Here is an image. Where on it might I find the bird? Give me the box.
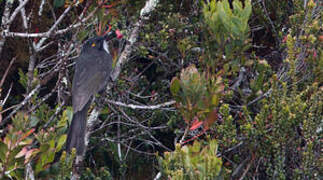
[66,30,122,155]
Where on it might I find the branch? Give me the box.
[2,3,100,51]
[25,162,35,180]
[38,0,46,16]
[0,83,12,108]
[18,0,28,29]
[0,84,41,126]
[111,0,160,80]
[0,57,16,88]
[35,5,72,50]
[0,1,13,54]
[107,100,175,110]
[8,0,30,24]
[153,172,162,180]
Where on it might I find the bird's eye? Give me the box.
[91,43,96,47]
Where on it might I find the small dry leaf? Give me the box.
[15,147,28,158]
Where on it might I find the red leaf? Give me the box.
[17,128,35,144]
[313,50,317,58]
[103,4,113,8]
[190,119,203,130]
[182,129,207,145]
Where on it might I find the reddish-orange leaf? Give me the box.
[313,50,317,58]
[18,128,35,143]
[103,4,113,8]
[190,118,203,130]
[182,129,207,144]
[319,35,323,42]
[103,25,112,36]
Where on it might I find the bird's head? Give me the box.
[82,29,123,54]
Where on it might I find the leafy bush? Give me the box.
[158,139,223,179]
[202,0,252,72]
[0,71,75,179]
[162,0,322,179]
[0,110,75,179]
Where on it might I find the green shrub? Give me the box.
[158,139,223,180]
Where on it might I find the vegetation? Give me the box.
[0,0,321,179]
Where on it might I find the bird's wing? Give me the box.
[72,51,112,112]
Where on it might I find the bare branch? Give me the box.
[0,57,16,88]
[1,84,41,126]
[35,5,72,50]
[107,99,175,110]
[18,0,28,29]
[0,1,13,53]
[2,3,100,52]
[38,0,46,16]
[8,0,30,24]
[25,162,35,180]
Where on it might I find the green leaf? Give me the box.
[40,152,47,167]
[29,115,39,127]
[218,4,232,34]
[18,68,28,89]
[49,139,55,149]
[97,8,105,21]
[39,144,50,153]
[231,17,242,37]
[77,30,88,41]
[233,0,243,13]
[56,135,67,152]
[66,107,73,122]
[46,150,55,164]
[57,107,73,128]
[53,0,65,8]
[210,0,216,11]
[191,141,201,153]
[170,77,181,96]
[0,141,8,162]
[241,0,252,22]
[211,94,219,106]
[35,160,43,173]
[222,0,232,16]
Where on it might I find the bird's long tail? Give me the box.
[66,103,89,155]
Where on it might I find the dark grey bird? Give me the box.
[66,30,122,155]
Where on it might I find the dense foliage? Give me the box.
[0,0,321,179]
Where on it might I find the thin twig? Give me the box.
[1,84,41,126]
[0,57,16,88]
[107,99,175,110]
[0,83,13,107]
